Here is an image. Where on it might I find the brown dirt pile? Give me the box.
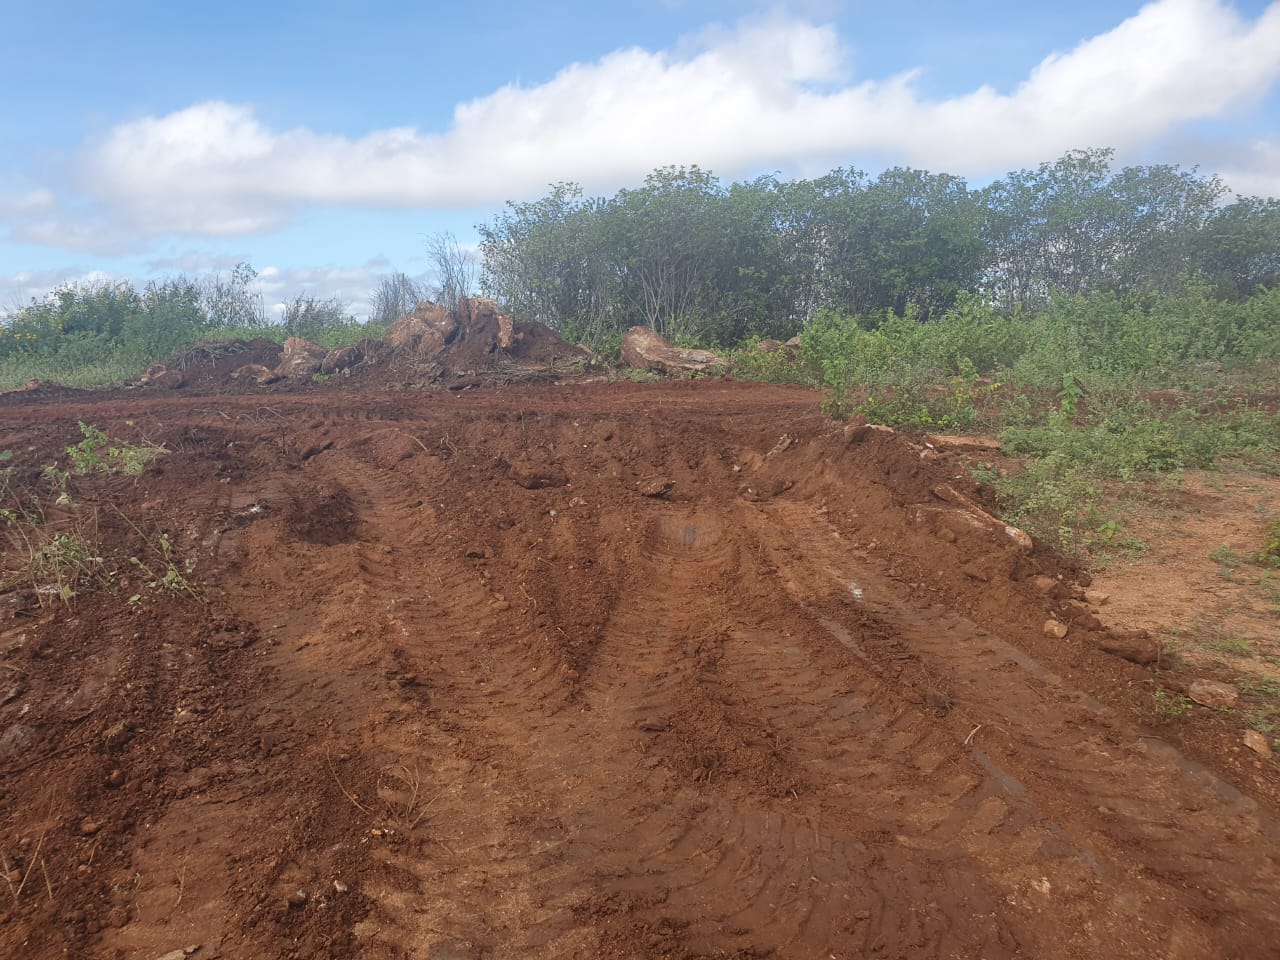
[134,298,588,394]
[0,381,1278,959]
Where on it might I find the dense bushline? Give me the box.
[778,283,1280,417]
[479,148,1279,347]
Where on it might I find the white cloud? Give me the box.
[0,189,56,216]
[254,260,399,318]
[1213,138,1280,197]
[143,251,254,274]
[6,0,1280,250]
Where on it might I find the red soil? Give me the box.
[0,380,1277,959]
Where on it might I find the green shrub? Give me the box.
[1258,521,1280,569]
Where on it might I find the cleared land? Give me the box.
[1,380,1278,960]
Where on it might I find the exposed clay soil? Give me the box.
[1092,472,1280,669]
[2,381,1279,960]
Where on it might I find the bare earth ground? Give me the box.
[2,380,1279,960]
[1091,471,1280,675]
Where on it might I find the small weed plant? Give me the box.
[128,532,199,600]
[67,422,167,477]
[1149,688,1194,723]
[1257,520,1280,569]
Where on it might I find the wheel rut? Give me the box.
[6,386,1278,960]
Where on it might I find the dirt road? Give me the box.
[2,381,1278,959]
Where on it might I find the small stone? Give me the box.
[1188,679,1238,709]
[79,820,102,836]
[1031,575,1057,595]
[638,478,674,498]
[960,564,989,583]
[1085,589,1110,607]
[1243,729,1273,758]
[1043,620,1068,639]
[287,889,308,909]
[1096,630,1163,665]
[937,528,957,544]
[766,435,794,458]
[333,879,349,894]
[107,769,125,788]
[1003,525,1034,553]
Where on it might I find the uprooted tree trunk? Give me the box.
[620,326,725,376]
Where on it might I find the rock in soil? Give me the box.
[638,478,674,498]
[1043,620,1068,639]
[230,363,280,385]
[1244,729,1274,758]
[1095,631,1163,665]
[153,947,201,960]
[275,337,327,379]
[1188,679,1238,709]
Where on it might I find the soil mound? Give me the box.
[158,338,284,390]
[0,378,96,406]
[364,296,588,388]
[202,297,591,392]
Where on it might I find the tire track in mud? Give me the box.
[195,422,1280,958]
[288,466,1050,957]
[11,387,1279,960]
[746,497,1280,957]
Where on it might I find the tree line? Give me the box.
[476,148,1280,347]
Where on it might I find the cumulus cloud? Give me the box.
[0,189,57,217]
[1209,138,1280,197]
[6,0,1280,250]
[255,260,401,318]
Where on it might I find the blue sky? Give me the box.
[2,0,1278,316]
